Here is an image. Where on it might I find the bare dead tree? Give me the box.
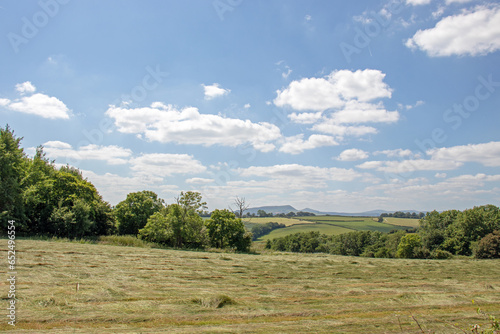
[233,196,249,218]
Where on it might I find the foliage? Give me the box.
[251,222,286,240]
[0,126,116,238]
[114,190,165,235]
[0,125,27,230]
[396,234,422,259]
[206,209,252,252]
[474,230,500,259]
[139,203,208,249]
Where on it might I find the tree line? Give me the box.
[266,205,500,259]
[0,125,250,252]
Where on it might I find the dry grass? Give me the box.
[1,239,499,333]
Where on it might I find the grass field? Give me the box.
[259,223,353,241]
[294,216,411,233]
[1,239,499,333]
[384,217,421,228]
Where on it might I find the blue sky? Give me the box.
[1,0,500,212]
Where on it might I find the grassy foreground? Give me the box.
[1,239,499,333]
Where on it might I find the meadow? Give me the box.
[1,239,499,333]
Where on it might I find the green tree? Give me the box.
[114,191,165,235]
[176,191,207,214]
[473,230,500,259]
[139,210,173,245]
[0,125,27,231]
[206,209,251,252]
[396,234,422,258]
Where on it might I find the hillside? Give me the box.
[4,239,499,333]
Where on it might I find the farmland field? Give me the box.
[384,217,421,228]
[2,239,499,333]
[258,223,353,241]
[293,216,411,233]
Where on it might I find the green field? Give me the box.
[2,239,499,333]
[259,223,353,241]
[245,216,414,241]
[384,217,421,228]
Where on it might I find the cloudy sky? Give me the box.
[1,0,500,212]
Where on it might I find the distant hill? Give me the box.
[244,205,298,215]
[245,205,424,217]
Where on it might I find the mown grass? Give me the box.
[1,239,499,333]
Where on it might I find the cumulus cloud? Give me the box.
[428,141,500,167]
[279,134,339,154]
[406,5,500,56]
[130,153,206,178]
[42,141,132,165]
[275,69,397,142]
[0,82,71,119]
[15,81,36,94]
[337,148,369,161]
[274,69,392,111]
[203,83,230,100]
[8,93,71,119]
[105,103,281,152]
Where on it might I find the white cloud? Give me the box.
[337,148,369,161]
[330,101,399,124]
[406,0,431,5]
[279,134,338,154]
[374,148,414,158]
[244,103,251,109]
[357,158,462,173]
[15,81,36,94]
[81,169,179,206]
[203,83,230,100]
[406,5,500,56]
[435,173,447,178]
[43,141,132,165]
[311,121,378,138]
[428,141,500,167]
[445,0,472,4]
[186,177,214,185]
[288,112,323,124]
[8,93,70,119]
[274,69,392,111]
[0,98,11,107]
[130,153,206,178]
[106,103,281,152]
[238,164,363,187]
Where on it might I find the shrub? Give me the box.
[474,230,500,259]
[431,249,453,259]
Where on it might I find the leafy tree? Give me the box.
[138,210,172,245]
[176,191,207,214]
[206,209,251,252]
[474,231,500,259]
[396,234,422,258]
[114,190,165,235]
[0,125,27,230]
